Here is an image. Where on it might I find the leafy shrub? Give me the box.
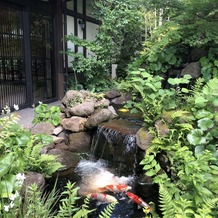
[118,68,191,125]
[139,78,218,217]
[0,107,62,212]
[32,102,61,126]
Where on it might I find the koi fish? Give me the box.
[118,108,129,112]
[126,191,152,212]
[99,184,132,193]
[88,193,118,204]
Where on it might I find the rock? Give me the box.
[190,48,208,62]
[111,93,132,106]
[85,108,117,128]
[40,142,55,154]
[48,148,80,171]
[136,128,154,151]
[105,90,121,99]
[94,98,110,109]
[69,101,96,116]
[108,106,118,117]
[68,132,91,152]
[61,116,87,132]
[53,126,63,135]
[52,135,65,144]
[22,172,45,195]
[21,171,46,213]
[31,122,55,135]
[54,142,69,150]
[58,131,68,141]
[155,120,169,137]
[180,62,201,79]
[61,90,84,107]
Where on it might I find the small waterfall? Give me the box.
[91,119,142,176]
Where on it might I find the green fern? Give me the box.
[162,110,191,123]
[190,78,205,96]
[56,182,80,218]
[23,134,63,178]
[73,197,95,218]
[174,123,193,131]
[159,184,175,218]
[174,197,194,217]
[98,202,118,218]
[195,198,218,217]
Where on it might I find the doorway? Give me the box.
[0,2,55,111]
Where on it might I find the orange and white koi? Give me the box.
[88,193,118,204]
[99,184,132,193]
[126,191,152,212]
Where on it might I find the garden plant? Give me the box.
[1,0,218,217]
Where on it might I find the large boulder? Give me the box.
[94,98,110,109]
[155,120,169,137]
[31,122,55,135]
[68,132,91,152]
[48,148,80,171]
[69,101,96,117]
[136,128,154,151]
[22,172,45,194]
[85,107,118,128]
[111,93,132,106]
[61,90,87,107]
[105,89,121,99]
[180,62,201,79]
[61,116,87,132]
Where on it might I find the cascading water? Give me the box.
[90,119,142,176]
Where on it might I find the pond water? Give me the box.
[48,117,160,217]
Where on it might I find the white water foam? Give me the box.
[75,159,134,196]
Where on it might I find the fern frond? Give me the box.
[174,123,193,131]
[162,110,191,123]
[30,143,45,158]
[98,202,118,218]
[190,78,204,95]
[73,197,95,218]
[159,184,175,218]
[196,197,218,217]
[204,197,218,209]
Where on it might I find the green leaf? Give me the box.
[143,164,153,170]
[194,145,205,156]
[197,118,214,131]
[0,174,16,197]
[168,56,177,65]
[200,187,212,196]
[195,110,213,119]
[15,133,31,146]
[146,169,156,177]
[194,96,207,107]
[0,153,14,178]
[187,129,206,145]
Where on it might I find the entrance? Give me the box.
[0,5,27,110]
[0,2,55,111]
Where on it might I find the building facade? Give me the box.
[0,0,99,110]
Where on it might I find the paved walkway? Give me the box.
[11,101,61,129]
